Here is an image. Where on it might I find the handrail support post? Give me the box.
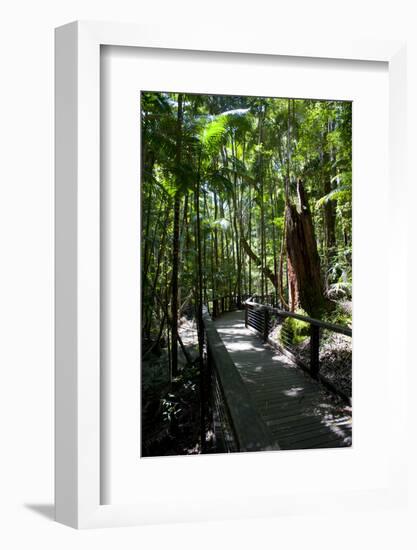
[263,308,269,342]
[310,325,320,379]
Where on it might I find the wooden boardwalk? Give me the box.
[214,310,352,450]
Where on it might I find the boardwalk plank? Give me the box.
[274,424,350,446]
[214,310,352,451]
[265,411,350,428]
[267,417,351,434]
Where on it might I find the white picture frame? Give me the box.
[55,20,407,529]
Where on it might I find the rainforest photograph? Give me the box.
[141,91,352,457]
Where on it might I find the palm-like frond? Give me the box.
[199,116,228,149]
[316,186,351,207]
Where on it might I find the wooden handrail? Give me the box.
[202,307,279,452]
[244,300,352,337]
[244,299,352,404]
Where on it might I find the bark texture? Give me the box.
[285,180,329,318]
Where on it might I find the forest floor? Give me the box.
[316,333,352,397]
[269,326,352,398]
[141,317,202,457]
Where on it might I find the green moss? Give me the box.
[279,311,310,346]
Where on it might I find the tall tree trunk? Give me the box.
[257,107,266,301]
[270,180,279,307]
[248,184,252,296]
[203,189,209,306]
[322,119,337,275]
[144,204,171,338]
[195,152,206,451]
[231,136,242,307]
[219,199,226,299]
[232,188,241,306]
[170,93,183,377]
[323,178,336,270]
[195,154,204,359]
[278,218,289,309]
[226,197,237,301]
[213,191,219,316]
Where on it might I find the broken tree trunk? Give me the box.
[285,179,331,318]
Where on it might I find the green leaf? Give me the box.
[316,186,351,207]
[199,116,227,148]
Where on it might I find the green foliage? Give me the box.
[161,363,200,422]
[327,281,352,301]
[199,116,228,150]
[207,170,234,194]
[316,185,351,208]
[323,302,352,327]
[280,312,310,345]
[272,216,285,231]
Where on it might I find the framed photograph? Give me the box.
[55,21,407,528]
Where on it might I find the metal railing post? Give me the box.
[310,325,320,378]
[263,307,269,342]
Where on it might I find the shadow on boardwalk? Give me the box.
[214,310,352,450]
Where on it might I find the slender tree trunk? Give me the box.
[286,98,291,198]
[219,199,226,299]
[203,189,209,306]
[322,119,337,277]
[257,108,265,301]
[170,93,183,377]
[195,152,205,450]
[143,198,166,339]
[142,187,161,329]
[248,184,252,296]
[226,197,236,301]
[232,187,241,306]
[213,191,219,316]
[144,204,171,337]
[164,254,171,378]
[195,155,204,348]
[283,99,293,310]
[278,208,289,309]
[270,180,279,307]
[231,135,242,307]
